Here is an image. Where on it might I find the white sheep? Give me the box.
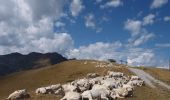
[107,71,124,78]
[62,83,79,93]
[33,70,145,100]
[114,87,133,98]
[71,78,91,92]
[35,87,47,94]
[60,91,81,100]
[82,84,116,100]
[88,76,105,85]
[7,89,30,100]
[130,75,141,81]
[45,84,61,94]
[101,78,119,89]
[35,84,61,94]
[127,80,144,87]
[87,73,99,78]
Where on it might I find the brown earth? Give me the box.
[0,60,170,100]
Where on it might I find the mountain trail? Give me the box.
[128,67,170,90]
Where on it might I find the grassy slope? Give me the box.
[0,60,169,100]
[141,67,170,85]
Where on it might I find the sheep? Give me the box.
[35,87,47,94]
[87,73,99,78]
[54,83,81,97]
[71,78,91,92]
[33,70,145,100]
[62,83,80,93]
[82,84,116,100]
[101,78,119,90]
[35,84,61,94]
[88,76,105,85]
[60,91,81,100]
[122,84,134,92]
[48,84,61,90]
[127,80,144,87]
[130,75,141,81]
[107,71,124,78]
[6,89,30,100]
[45,84,61,94]
[62,84,77,92]
[114,87,133,98]
[55,88,64,95]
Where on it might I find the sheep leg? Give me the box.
[115,93,124,99]
[101,94,109,100]
[82,93,93,100]
[60,96,66,100]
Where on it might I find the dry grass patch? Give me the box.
[0,60,130,99]
[142,67,170,85]
[0,60,169,100]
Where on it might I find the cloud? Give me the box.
[124,14,155,36]
[128,33,155,46]
[124,19,142,36]
[143,14,155,25]
[164,16,170,21]
[67,41,122,60]
[84,14,102,33]
[70,0,84,17]
[0,0,75,55]
[151,0,168,9]
[100,0,123,9]
[155,43,170,47]
[124,14,156,46]
[127,49,155,66]
[55,21,65,28]
[66,41,165,67]
[85,14,96,29]
[30,33,74,55]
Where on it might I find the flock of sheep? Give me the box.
[6,71,144,100]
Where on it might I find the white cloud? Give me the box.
[85,14,96,29]
[164,16,170,21]
[125,14,155,37]
[128,33,155,46]
[0,0,74,55]
[55,21,65,28]
[143,14,155,25]
[70,0,84,17]
[100,0,123,9]
[127,49,155,66]
[155,43,170,47]
[124,19,142,36]
[151,0,168,9]
[84,14,102,33]
[124,14,156,46]
[67,41,122,60]
[66,41,165,67]
[30,33,74,55]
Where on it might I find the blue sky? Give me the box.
[0,0,170,67]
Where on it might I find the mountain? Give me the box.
[0,52,67,76]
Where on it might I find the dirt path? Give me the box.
[128,68,170,90]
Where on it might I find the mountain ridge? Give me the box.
[0,52,67,76]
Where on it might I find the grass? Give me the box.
[0,60,170,100]
[141,67,170,85]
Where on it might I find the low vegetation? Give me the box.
[0,60,170,100]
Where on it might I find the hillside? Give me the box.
[140,67,170,85]
[0,60,170,100]
[0,52,67,76]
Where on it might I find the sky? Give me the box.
[0,0,170,67]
